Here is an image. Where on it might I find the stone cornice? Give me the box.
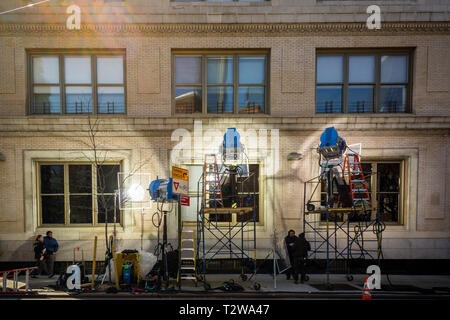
[0,116,449,133]
[0,22,448,35]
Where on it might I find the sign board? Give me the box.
[172,166,189,195]
[180,195,190,206]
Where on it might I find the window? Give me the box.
[320,161,403,223]
[181,164,260,223]
[39,163,121,226]
[173,52,268,114]
[29,51,125,114]
[316,50,411,113]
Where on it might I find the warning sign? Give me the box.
[172,166,189,195]
[180,195,190,206]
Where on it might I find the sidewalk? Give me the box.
[2,273,450,298]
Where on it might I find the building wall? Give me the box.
[0,1,448,262]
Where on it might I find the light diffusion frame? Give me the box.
[117,172,153,211]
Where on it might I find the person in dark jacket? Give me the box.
[292,232,311,284]
[32,235,48,277]
[43,231,59,278]
[284,230,297,280]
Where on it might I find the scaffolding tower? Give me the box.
[303,154,385,285]
[196,155,257,278]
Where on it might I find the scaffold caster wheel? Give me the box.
[240,274,248,281]
[253,282,261,291]
[347,275,354,281]
[204,282,211,291]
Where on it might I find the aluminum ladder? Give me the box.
[177,225,198,288]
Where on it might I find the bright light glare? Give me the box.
[127,183,145,202]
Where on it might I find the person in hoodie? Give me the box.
[284,230,297,280]
[43,231,59,278]
[292,232,311,284]
[32,235,48,277]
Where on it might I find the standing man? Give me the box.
[292,232,311,284]
[284,230,297,280]
[44,231,59,278]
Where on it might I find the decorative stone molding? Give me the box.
[0,22,448,35]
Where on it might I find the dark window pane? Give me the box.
[175,56,202,84]
[33,86,61,114]
[41,196,65,224]
[69,195,92,224]
[361,163,373,194]
[98,195,119,224]
[377,163,400,193]
[66,87,92,114]
[316,56,343,83]
[97,165,120,193]
[348,85,373,112]
[238,86,265,114]
[41,165,64,194]
[239,57,265,84]
[207,86,234,113]
[237,194,259,222]
[381,55,408,83]
[380,85,406,112]
[175,87,202,113]
[207,57,233,84]
[98,87,125,113]
[316,86,342,113]
[237,164,259,193]
[69,165,92,193]
[378,193,399,222]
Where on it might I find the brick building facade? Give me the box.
[0,0,448,263]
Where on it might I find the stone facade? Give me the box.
[0,0,448,262]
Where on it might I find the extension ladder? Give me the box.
[343,153,371,209]
[1,267,37,293]
[177,224,198,288]
[203,154,224,208]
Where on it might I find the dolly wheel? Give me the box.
[240,274,248,281]
[253,282,261,291]
[347,275,354,281]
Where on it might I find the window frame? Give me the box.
[27,49,127,115]
[319,159,405,225]
[315,48,413,114]
[37,161,122,227]
[180,163,263,226]
[172,50,270,116]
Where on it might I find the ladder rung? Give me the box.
[353,198,370,201]
[352,189,368,192]
[351,180,364,183]
[181,248,195,251]
[181,266,196,270]
[181,258,195,261]
[180,276,197,280]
